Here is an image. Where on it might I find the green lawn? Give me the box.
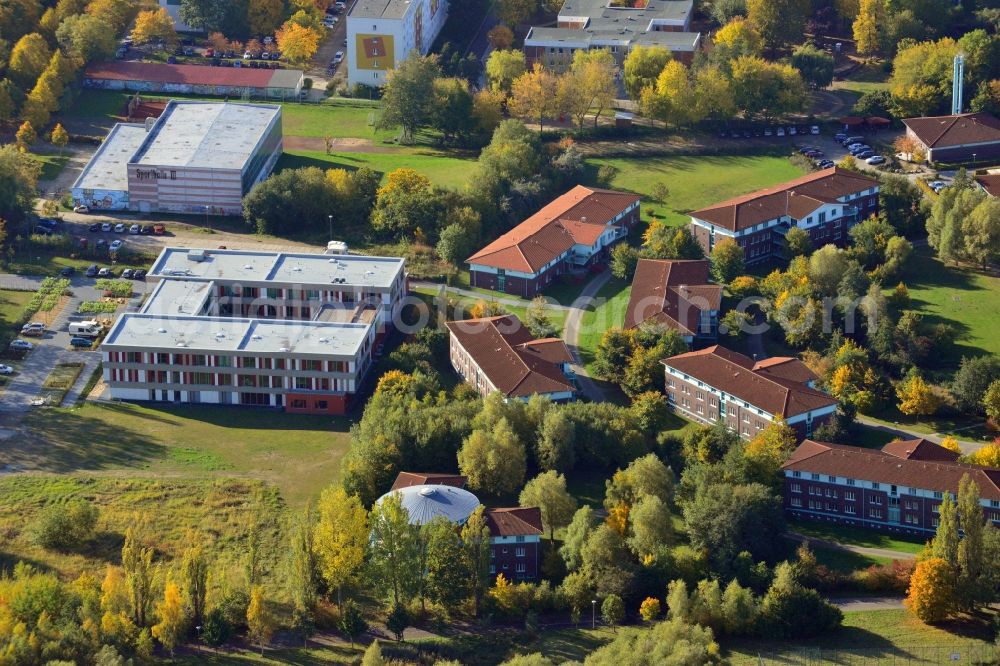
[831,62,892,97]
[861,409,991,443]
[852,423,902,449]
[0,288,32,329]
[894,246,1000,367]
[788,519,927,555]
[584,154,806,227]
[811,544,892,573]
[169,646,361,665]
[450,269,592,307]
[39,361,84,404]
[726,609,997,665]
[3,402,352,508]
[278,149,476,189]
[412,285,569,333]
[576,277,632,374]
[32,153,71,181]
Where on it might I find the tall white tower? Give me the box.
[952,55,965,115]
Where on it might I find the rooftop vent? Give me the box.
[278,347,289,352]
[419,487,437,497]
[187,249,206,262]
[251,334,263,341]
[244,264,253,270]
[157,328,167,333]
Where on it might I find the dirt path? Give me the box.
[563,270,611,403]
[282,136,402,153]
[785,531,917,562]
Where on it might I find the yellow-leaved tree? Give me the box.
[964,441,1000,467]
[132,8,177,47]
[905,557,955,624]
[246,586,274,655]
[50,123,68,156]
[896,372,941,416]
[313,485,368,606]
[639,596,661,623]
[276,22,321,66]
[508,63,560,132]
[853,0,885,57]
[151,576,186,655]
[938,435,961,454]
[745,420,797,477]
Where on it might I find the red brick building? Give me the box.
[445,315,576,402]
[467,186,640,298]
[902,112,1000,164]
[624,259,722,342]
[661,346,837,440]
[689,168,880,265]
[485,507,544,582]
[782,439,1000,536]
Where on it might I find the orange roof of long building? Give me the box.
[467,186,640,273]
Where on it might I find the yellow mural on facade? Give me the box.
[355,34,394,71]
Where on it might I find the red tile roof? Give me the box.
[85,61,279,88]
[752,357,819,385]
[467,186,640,273]
[391,472,468,491]
[624,259,722,335]
[689,167,878,232]
[783,440,1000,501]
[485,507,544,537]
[445,315,576,398]
[881,438,960,463]
[662,345,836,418]
[903,112,1000,149]
[975,174,1000,198]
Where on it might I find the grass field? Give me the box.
[576,277,632,373]
[412,285,569,334]
[2,402,352,507]
[788,519,927,555]
[811,544,892,573]
[32,153,71,181]
[277,149,476,189]
[584,154,805,227]
[0,288,32,328]
[39,361,84,404]
[898,246,1000,363]
[831,63,892,96]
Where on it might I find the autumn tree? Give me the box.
[371,168,437,237]
[853,0,885,56]
[132,8,177,47]
[485,49,526,96]
[497,0,537,27]
[458,417,527,494]
[461,507,493,616]
[602,594,625,631]
[712,17,763,62]
[152,576,186,654]
[509,63,560,132]
[730,56,807,119]
[896,370,941,416]
[639,597,661,622]
[710,238,745,284]
[984,380,1000,423]
[339,599,367,647]
[562,48,616,128]
[488,25,514,50]
[179,540,209,629]
[286,510,318,635]
[906,557,955,623]
[8,33,50,89]
[276,21,321,66]
[56,13,116,62]
[623,45,672,101]
[15,120,36,151]
[641,60,701,129]
[121,525,154,627]
[50,123,68,156]
[785,226,813,258]
[791,44,834,89]
[314,486,368,606]
[889,38,960,117]
[694,65,736,123]
[519,471,578,542]
[746,0,808,50]
[246,586,274,655]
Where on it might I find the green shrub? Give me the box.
[30,499,99,551]
[94,279,133,297]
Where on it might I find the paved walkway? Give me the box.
[410,280,573,311]
[563,270,612,403]
[828,595,905,611]
[785,531,917,562]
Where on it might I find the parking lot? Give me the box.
[0,273,147,416]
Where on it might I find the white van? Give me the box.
[68,320,101,337]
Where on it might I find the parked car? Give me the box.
[334,51,344,64]
[843,136,865,146]
[21,326,44,337]
[95,239,107,249]
[834,133,847,142]
[74,204,90,214]
[98,267,115,277]
[85,264,99,277]
[114,223,126,233]
[60,267,74,277]
[140,225,153,235]
[9,339,33,351]
[776,127,785,136]
[817,160,835,168]
[109,239,123,252]
[866,155,886,165]
[34,225,54,235]
[244,51,253,59]
[0,364,12,375]
[810,125,820,135]
[21,322,44,333]
[129,224,140,234]
[856,149,875,159]
[167,55,177,64]
[133,269,147,280]
[70,337,94,348]
[153,224,165,235]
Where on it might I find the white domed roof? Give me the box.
[376,484,481,526]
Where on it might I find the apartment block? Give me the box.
[100,247,407,414]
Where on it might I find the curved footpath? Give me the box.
[562,270,612,403]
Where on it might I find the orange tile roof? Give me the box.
[903,112,1000,149]
[390,472,468,491]
[752,357,819,385]
[662,345,837,418]
[445,315,576,398]
[881,438,960,463]
[689,167,878,232]
[467,186,640,273]
[624,259,721,335]
[784,440,1000,501]
[975,174,1000,198]
[485,507,544,537]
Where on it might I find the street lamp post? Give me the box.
[591,599,597,629]
[972,153,977,170]
[328,214,333,242]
